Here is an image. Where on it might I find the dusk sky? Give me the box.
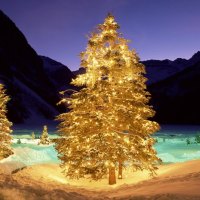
[0,0,200,71]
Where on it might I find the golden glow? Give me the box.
[0,84,13,160]
[39,125,50,145]
[55,13,160,184]
[48,175,68,184]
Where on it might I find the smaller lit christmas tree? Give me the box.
[0,84,13,160]
[39,125,50,145]
[31,132,35,140]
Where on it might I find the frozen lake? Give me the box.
[5,125,200,166]
[154,125,200,163]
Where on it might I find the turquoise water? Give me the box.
[11,144,59,165]
[154,125,200,163]
[9,125,200,166]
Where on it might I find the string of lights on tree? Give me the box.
[55,14,161,185]
[39,125,50,145]
[0,84,13,160]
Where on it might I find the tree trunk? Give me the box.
[109,167,116,185]
[118,161,123,179]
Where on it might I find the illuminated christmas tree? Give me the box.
[31,132,35,140]
[39,125,50,145]
[0,84,13,160]
[55,14,160,185]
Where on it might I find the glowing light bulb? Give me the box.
[121,45,126,50]
[86,138,90,142]
[105,161,109,166]
[111,162,115,167]
[124,137,130,144]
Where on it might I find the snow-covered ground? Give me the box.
[0,125,200,199]
[0,160,200,199]
[8,135,200,165]
[4,125,200,168]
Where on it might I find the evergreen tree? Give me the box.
[17,139,21,144]
[39,125,50,145]
[0,84,13,160]
[195,134,200,144]
[31,132,35,140]
[55,14,160,185]
[186,138,191,145]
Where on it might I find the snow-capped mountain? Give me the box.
[41,56,75,91]
[1,9,200,125]
[0,10,74,125]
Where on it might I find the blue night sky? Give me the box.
[0,0,200,71]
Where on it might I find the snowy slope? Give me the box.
[0,10,73,125]
[41,56,75,91]
[12,78,59,126]
[0,160,200,199]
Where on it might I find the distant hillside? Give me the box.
[41,56,75,91]
[1,9,200,125]
[144,51,200,84]
[149,59,200,124]
[0,10,74,125]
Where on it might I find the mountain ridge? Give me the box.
[1,9,200,125]
[0,10,73,125]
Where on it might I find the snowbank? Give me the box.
[0,144,58,169]
[0,160,200,199]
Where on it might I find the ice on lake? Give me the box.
[1,125,200,167]
[155,125,200,163]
